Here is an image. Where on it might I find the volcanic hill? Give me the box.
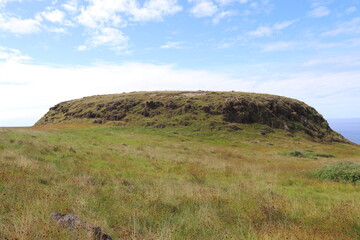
[36,91,345,142]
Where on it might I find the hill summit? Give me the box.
[36,91,345,142]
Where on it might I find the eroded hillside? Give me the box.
[36,91,346,142]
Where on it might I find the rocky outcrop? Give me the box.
[50,212,112,240]
[35,91,346,142]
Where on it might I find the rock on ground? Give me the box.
[50,212,112,240]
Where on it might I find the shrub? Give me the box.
[313,162,360,184]
[315,153,335,158]
[289,151,306,158]
[279,150,335,160]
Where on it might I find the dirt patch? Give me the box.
[180,92,207,97]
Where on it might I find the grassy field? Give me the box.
[0,124,360,239]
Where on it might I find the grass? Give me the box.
[0,124,360,239]
[279,150,335,159]
[313,162,360,184]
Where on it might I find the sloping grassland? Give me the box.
[0,124,359,239]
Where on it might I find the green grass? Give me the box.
[0,125,359,239]
[279,150,335,159]
[313,162,360,184]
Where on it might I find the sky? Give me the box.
[0,0,360,126]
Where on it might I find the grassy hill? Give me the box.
[35,91,346,143]
[1,91,360,239]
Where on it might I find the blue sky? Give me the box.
[0,0,360,126]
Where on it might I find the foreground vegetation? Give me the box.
[0,124,360,239]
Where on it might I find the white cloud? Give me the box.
[0,0,21,7]
[217,39,236,49]
[216,0,248,6]
[46,26,67,33]
[130,0,182,22]
[303,53,360,68]
[307,6,330,18]
[40,9,65,23]
[212,10,235,24]
[256,71,360,116]
[323,17,360,36]
[261,41,296,52]
[309,41,341,49]
[76,0,182,51]
[77,0,181,28]
[1,59,360,126]
[77,45,87,51]
[273,20,296,30]
[77,0,127,28]
[62,0,78,13]
[0,13,41,34]
[79,27,129,51]
[0,46,31,62]
[190,0,218,18]
[248,0,273,14]
[345,6,357,15]
[248,26,272,37]
[0,0,21,3]
[248,20,295,38]
[0,61,255,126]
[1,45,360,126]
[161,41,185,49]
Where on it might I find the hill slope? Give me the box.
[1,124,360,239]
[36,91,345,142]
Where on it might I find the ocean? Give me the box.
[328,118,360,145]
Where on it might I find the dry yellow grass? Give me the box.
[0,125,359,239]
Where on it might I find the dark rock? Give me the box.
[145,101,163,109]
[261,128,275,136]
[202,106,212,114]
[122,180,135,190]
[69,147,77,153]
[50,212,112,240]
[229,125,241,131]
[209,122,217,127]
[124,100,140,110]
[96,104,105,110]
[50,104,61,111]
[166,101,177,109]
[85,111,101,119]
[103,105,117,112]
[145,122,155,126]
[105,113,126,121]
[179,121,189,126]
[141,109,150,117]
[113,100,123,107]
[86,103,95,108]
[184,104,192,112]
[61,107,69,113]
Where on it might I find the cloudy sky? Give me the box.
[0,0,359,126]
